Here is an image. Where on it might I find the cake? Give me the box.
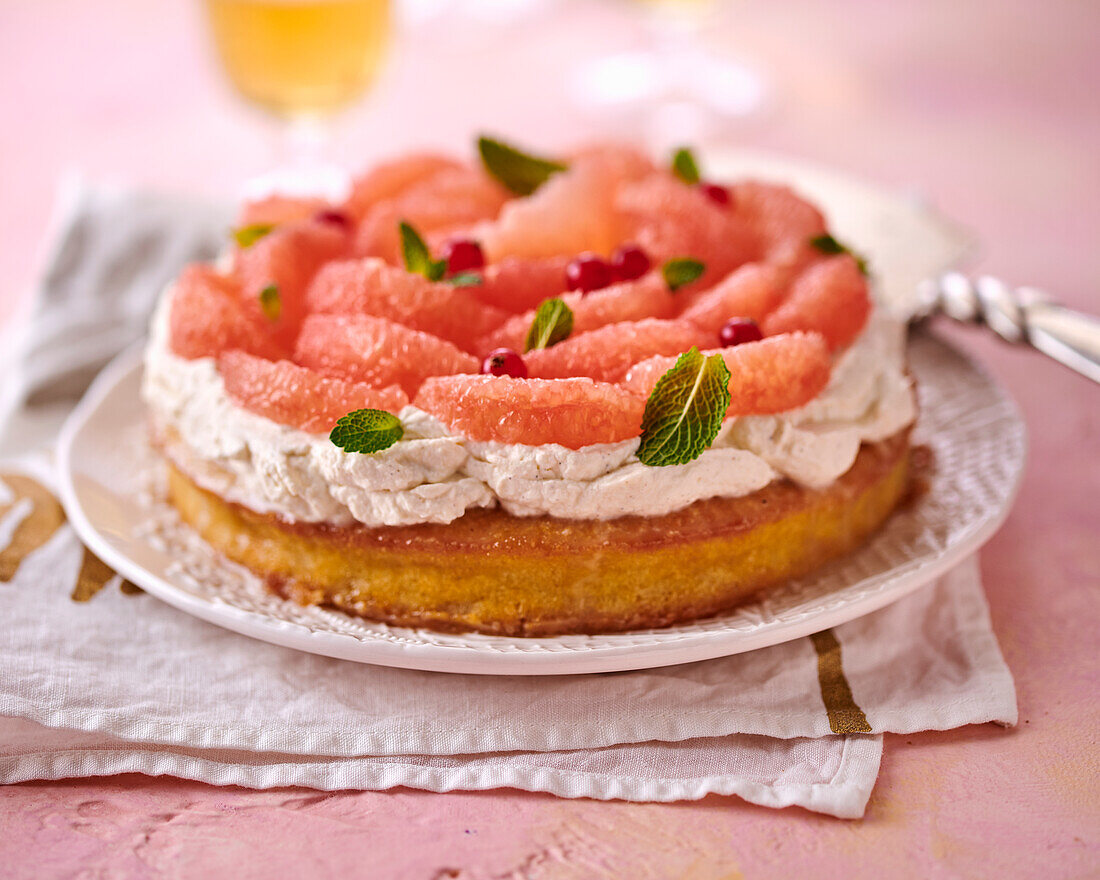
[143,139,918,636]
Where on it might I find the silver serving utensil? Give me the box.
[913,273,1100,384]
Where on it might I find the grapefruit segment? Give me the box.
[233,218,351,347]
[616,173,760,286]
[354,167,510,264]
[168,265,285,361]
[480,157,620,261]
[731,181,827,273]
[525,318,710,383]
[623,332,832,417]
[344,153,465,220]
[414,374,644,449]
[678,263,786,337]
[305,257,507,352]
[239,195,329,227]
[294,314,478,397]
[761,255,870,351]
[479,272,677,354]
[472,255,571,313]
[219,350,408,434]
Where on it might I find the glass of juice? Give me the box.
[205,0,391,119]
[203,0,392,193]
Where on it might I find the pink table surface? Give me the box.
[1,0,1098,876]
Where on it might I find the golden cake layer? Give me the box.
[165,429,911,636]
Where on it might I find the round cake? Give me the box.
[144,139,918,636]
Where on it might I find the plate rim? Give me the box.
[56,336,1026,675]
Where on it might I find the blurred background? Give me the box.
[1,0,1097,331]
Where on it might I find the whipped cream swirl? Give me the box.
[143,292,916,527]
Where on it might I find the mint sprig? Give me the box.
[446,271,483,287]
[809,233,869,276]
[662,257,706,292]
[233,223,275,248]
[478,136,567,196]
[259,284,281,321]
[637,348,731,467]
[400,221,447,281]
[671,147,701,185]
[524,297,574,352]
[329,409,404,454]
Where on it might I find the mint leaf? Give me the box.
[445,271,483,287]
[671,147,700,184]
[400,221,447,281]
[637,348,731,467]
[259,284,281,321]
[809,233,869,275]
[478,136,567,196]
[329,409,404,454]
[233,223,275,248]
[524,297,574,352]
[662,257,706,292]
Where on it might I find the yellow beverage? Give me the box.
[205,0,391,118]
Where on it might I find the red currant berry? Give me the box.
[481,347,528,378]
[698,182,731,207]
[718,318,763,347]
[314,209,352,229]
[565,253,613,294]
[610,244,651,282]
[441,238,485,274]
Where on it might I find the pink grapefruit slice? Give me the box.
[616,173,760,287]
[623,332,832,417]
[294,314,478,397]
[219,350,408,434]
[414,374,644,449]
[525,318,710,383]
[168,265,285,361]
[233,218,351,348]
[305,257,507,352]
[678,263,786,338]
[479,272,677,354]
[761,255,871,351]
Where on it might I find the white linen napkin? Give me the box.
[0,180,1016,819]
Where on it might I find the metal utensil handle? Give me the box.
[917,272,1100,385]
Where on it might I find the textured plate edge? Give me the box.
[55,338,1026,676]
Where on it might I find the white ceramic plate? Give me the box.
[57,330,1025,675]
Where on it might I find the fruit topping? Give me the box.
[698,182,731,207]
[677,263,784,334]
[441,238,485,274]
[168,265,285,361]
[761,254,871,351]
[315,209,352,229]
[481,348,528,378]
[566,253,613,294]
[525,318,709,383]
[219,350,408,434]
[610,244,651,282]
[624,332,831,418]
[306,258,506,353]
[414,374,644,449]
[295,314,478,397]
[718,318,763,347]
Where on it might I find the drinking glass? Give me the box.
[204,0,392,194]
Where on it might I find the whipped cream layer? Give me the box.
[143,292,917,527]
